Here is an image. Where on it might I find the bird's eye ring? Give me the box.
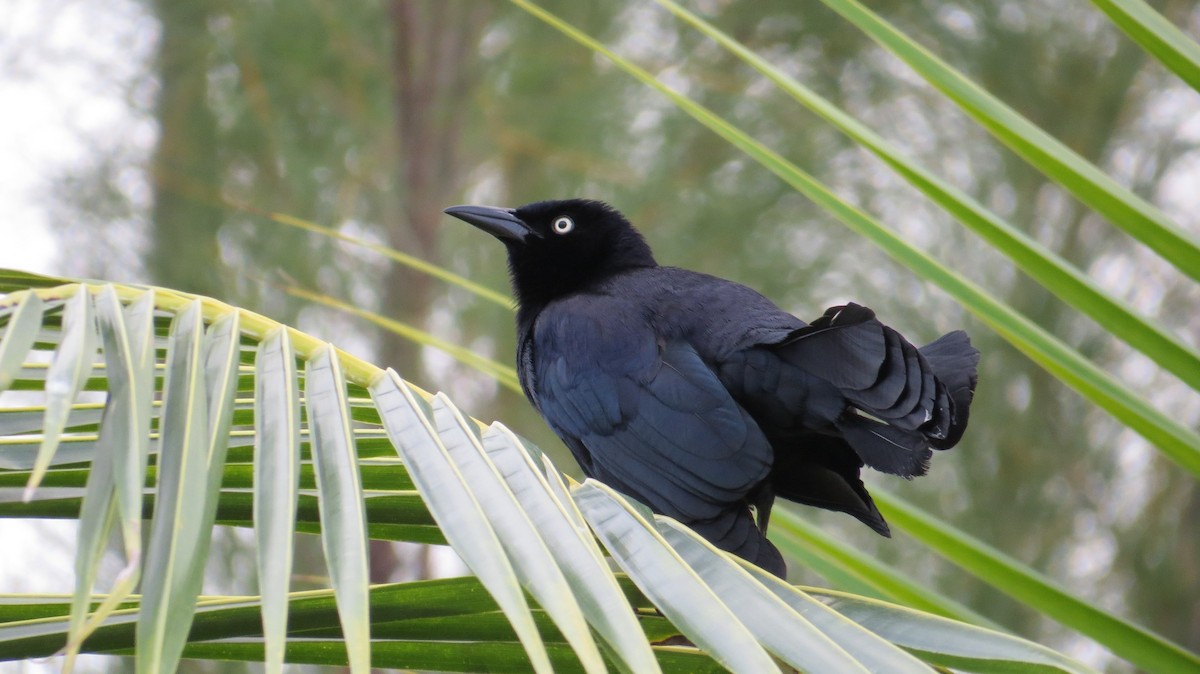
[552,216,574,235]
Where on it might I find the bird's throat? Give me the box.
[506,246,656,317]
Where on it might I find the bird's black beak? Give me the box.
[443,205,542,243]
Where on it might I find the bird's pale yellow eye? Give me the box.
[552,215,574,234]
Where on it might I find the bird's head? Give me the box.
[444,199,657,310]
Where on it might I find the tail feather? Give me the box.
[871,332,935,428]
[689,508,787,578]
[776,303,886,391]
[919,330,980,450]
[774,304,979,477]
[835,413,932,477]
[756,304,977,544]
[771,435,892,535]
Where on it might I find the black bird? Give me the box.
[446,199,978,577]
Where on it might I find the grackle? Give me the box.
[446,199,978,577]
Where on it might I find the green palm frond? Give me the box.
[0,275,1107,673]
[1089,0,1200,91]
[816,0,1200,282]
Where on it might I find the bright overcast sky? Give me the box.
[0,0,153,277]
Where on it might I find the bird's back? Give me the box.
[521,266,977,546]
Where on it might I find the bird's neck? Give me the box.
[510,246,657,332]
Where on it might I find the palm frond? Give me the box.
[0,274,1105,673]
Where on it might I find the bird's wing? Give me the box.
[714,345,892,536]
[532,301,773,523]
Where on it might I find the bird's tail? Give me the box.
[776,304,979,477]
[770,434,891,537]
[919,330,979,449]
[689,508,786,578]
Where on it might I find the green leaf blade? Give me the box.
[152,310,244,666]
[810,588,1100,674]
[25,287,98,498]
[739,561,955,674]
[305,345,373,674]
[0,292,43,392]
[254,327,302,674]
[63,434,118,673]
[368,369,554,674]
[654,518,885,674]
[62,288,156,671]
[136,300,212,674]
[115,289,157,553]
[817,0,1200,282]
[429,395,607,674]
[1090,0,1200,93]
[876,491,1200,674]
[571,480,778,673]
[482,423,661,674]
[772,507,998,627]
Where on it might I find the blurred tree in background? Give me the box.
[18,0,1200,671]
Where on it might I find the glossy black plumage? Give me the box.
[445,199,979,577]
